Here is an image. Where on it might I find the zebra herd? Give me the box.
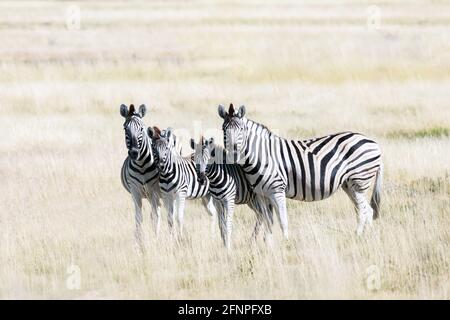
[120,103,383,250]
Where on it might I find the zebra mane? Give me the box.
[124,114,144,127]
[123,106,145,127]
[152,126,162,138]
[128,104,136,117]
[125,104,141,119]
[245,118,273,137]
[229,103,235,116]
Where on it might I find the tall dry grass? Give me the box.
[0,1,449,299]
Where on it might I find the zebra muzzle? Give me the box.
[129,148,139,160]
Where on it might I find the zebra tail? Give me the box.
[370,163,383,220]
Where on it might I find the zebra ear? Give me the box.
[190,138,195,150]
[171,135,177,148]
[166,128,174,144]
[120,104,128,118]
[147,127,155,139]
[138,104,147,118]
[229,103,235,116]
[218,105,227,119]
[237,105,246,118]
[166,127,173,138]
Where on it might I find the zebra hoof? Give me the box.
[356,227,364,236]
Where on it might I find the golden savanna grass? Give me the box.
[0,1,449,299]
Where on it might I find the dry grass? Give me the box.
[0,0,449,299]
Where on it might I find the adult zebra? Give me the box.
[149,128,218,236]
[218,104,383,237]
[120,104,161,249]
[190,136,274,249]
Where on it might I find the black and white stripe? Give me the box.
[120,104,161,249]
[150,128,217,235]
[218,104,383,237]
[190,137,273,249]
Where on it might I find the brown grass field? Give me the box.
[0,0,449,299]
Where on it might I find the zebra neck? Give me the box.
[170,150,189,168]
[206,162,221,174]
[131,136,154,167]
[243,118,283,168]
[159,152,177,177]
[206,163,226,184]
[211,147,229,165]
[244,118,274,138]
[204,148,226,178]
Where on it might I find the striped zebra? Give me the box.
[149,127,218,236]
[190,136,274,249]
[218,104,383,237]
[120,104,161,249]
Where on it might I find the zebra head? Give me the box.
[120,104,149,161]
[218,103,246,163]
[154,128,176,173]
[147,126,162,163]
[190,136,216,185]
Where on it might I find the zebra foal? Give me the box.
[190,136,273,249]
[149,127,218,237]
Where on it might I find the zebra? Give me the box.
[218,103,383,237]
[120,103,161,249]
[148,127,218,236]
[190,136,274,249]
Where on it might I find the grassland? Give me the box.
[0,0,449,299]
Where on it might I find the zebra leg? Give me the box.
[224,200,234,250]
[269,192,289,240]
[175,195,186,236]
[248,196,265,242]
[343,182,373,235]
[212,199,223,237]
[202,195,218,236]
[149,192,161,237]
[251,214,263,242]
[262,198,275,246]
[163,195,175,232]
[132,192,144,251]
[217,202,227,247]
[249,195,274,245]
